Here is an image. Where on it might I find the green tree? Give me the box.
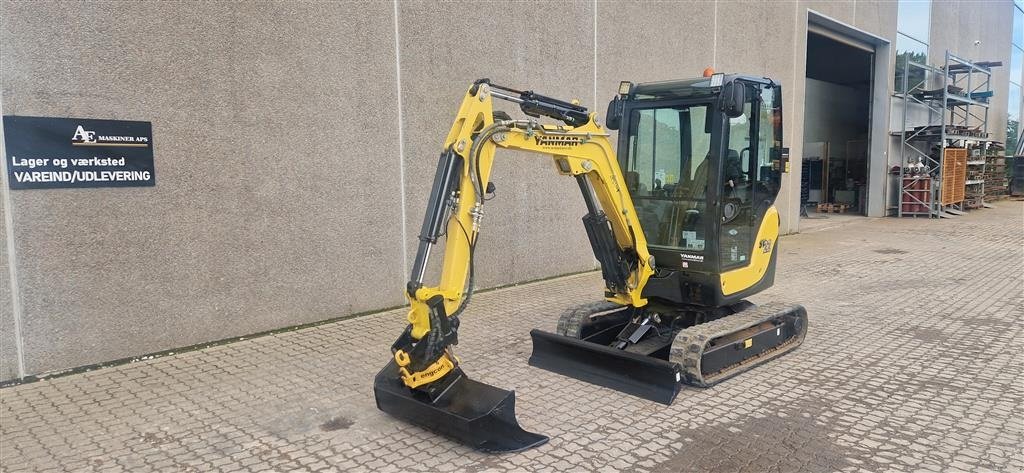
[895,51,929,95]
[1007,118,1020,157]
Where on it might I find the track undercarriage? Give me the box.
[529,300,807,404]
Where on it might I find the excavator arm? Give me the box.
[395,80,654,387]
[375,80,653,452]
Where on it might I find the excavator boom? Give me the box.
[374,79,653,452]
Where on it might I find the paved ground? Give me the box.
[799,209,865,233]
[1,202,1022,473]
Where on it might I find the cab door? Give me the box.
[718,81,783,273]
[619,99,720,273]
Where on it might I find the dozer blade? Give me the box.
[373,361,549,453]
[528,329,682,405]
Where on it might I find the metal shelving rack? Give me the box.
[897,50,994,217]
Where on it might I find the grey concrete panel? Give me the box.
[397,1,597,291]
[970,1,1014,143]
[854,0,899,39]
[928,0,963,66]
[716,2,798,88]
[929,1,1013,142]
[955,0,986,58]
[0,183,17,380]
[717,1,800,233]
[1,1,404,375]
[802,0,855,25]
[595,1,715,107]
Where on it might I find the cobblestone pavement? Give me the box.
[2,202,1023,473]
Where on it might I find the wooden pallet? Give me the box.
[817,203,851,213]
[941,148,968,205]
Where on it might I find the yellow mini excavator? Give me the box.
[373,74,808,452]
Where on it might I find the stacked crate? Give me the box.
[985,154,1008,199]
[817,203,851,213]
[964,146,986,209]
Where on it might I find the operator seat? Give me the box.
[659,154,711,247]
[722,149,744,197]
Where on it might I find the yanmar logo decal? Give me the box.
[680,253,704,263]
[72,125,149,147]
[533,135,584,147]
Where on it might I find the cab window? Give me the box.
[624,102,713,252]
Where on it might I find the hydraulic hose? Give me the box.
[467,121,512,200]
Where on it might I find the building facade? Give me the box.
[1,0,1018,382]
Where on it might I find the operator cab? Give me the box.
[606,74,787,307]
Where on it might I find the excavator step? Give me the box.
[373,361,548,453]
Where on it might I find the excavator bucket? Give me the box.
[529,330,682,405]
[373,361,549,453]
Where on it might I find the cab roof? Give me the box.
[630,74,774,100]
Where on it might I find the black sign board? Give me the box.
[2,116,155,189]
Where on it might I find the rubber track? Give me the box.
[556,301,626,338]
[669,303,807,387]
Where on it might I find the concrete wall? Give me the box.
[397,1,595,290]
[929,0,1014,143]
[1,1,407,377]
[0,165,16,380]
[0,0,1016,381]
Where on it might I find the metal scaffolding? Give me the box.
[897,50,994,217]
